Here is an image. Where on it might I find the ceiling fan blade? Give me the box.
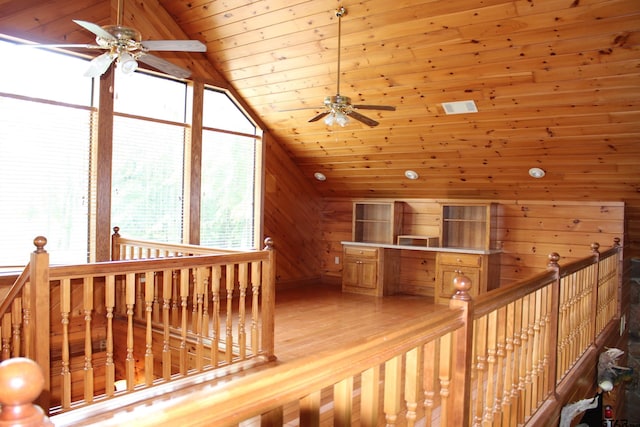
[20,43,104,50]
[137,53,192,78]
[353,104,396,111]
[141,40,206,52]
[348,111,379,127]
[73,20,116,41]
[84,52,115,78]
[309,111,330,122]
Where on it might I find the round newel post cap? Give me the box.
[548,252,560,268]
[591,242,600,253]
[264,237,274,250]
[0,357,52,427]
[452,271,472,301]
[32,236,47,253]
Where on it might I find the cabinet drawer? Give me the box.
[344,246,378,258]
[437,253,481,267]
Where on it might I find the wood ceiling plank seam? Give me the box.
[0,0,103,32]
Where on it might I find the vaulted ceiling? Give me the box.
[1,0,639,201]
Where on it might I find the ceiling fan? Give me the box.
[27,0,206,79]
[308,7,396,127]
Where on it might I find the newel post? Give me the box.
[261,237,276,360]
[28,237,50,412]
[546,252,561,400]
[0,357,53,427]
[448,271,473,427]
[111,226,121,261]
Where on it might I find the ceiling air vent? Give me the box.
[442,100,478,115]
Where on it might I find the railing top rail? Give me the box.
[0,261,30,318]
[48,250,271,280]
[473,269,558,318]
[50,305,466,427]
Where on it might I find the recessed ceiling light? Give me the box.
[404,170,419,180]
[314,172,326,181]
[528,167,545,178]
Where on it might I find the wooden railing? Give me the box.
[0,240,622,426]
[0,233,276,415]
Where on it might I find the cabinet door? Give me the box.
[359,259,378,289]
[343,258,360,287]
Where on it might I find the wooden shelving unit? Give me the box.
[440,203,497,250]
[352,201,403,244]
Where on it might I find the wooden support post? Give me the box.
[29,237,50,413]
[262,238,276,360]
[448,272,473,427]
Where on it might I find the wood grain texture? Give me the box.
[0,0,638,274]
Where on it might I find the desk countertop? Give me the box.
[341,241,501,255]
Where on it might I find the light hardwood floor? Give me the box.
[271,283,445,362]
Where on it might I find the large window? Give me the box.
[111,72,188,242]
[201,89,259,249]
[0,39,94,265]
[0,36,263,266]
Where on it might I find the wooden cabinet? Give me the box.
[353,201,403,244]
[342,245,399,296]
[440,203,497,250]
[435,252,500,304]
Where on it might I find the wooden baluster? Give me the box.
[144,271,154,386]
[135,274,144,321]
[261,238,276,359]
[501,301,515,426]
[179,268,189,376]
[105,275,115,396]
[404,346,421,427]
[473,315,487,426]
[530,288,543,409]
[201,269,210,355]
[83,277,95,403]
[493,305,507,420]
[438,333,452,427]
[11,299,21,357]
[360,366,380,427]
[484,310,498,424]
[334,377,354,427]
[518,295,530,423]
[125,272,136,391]
[524,293,536,418]
[539,286,551,399]
[191,270,199,334]
[250,261,261,357]
[238,263,248,360]
[384,354,402,426]
[60,278,71,409]
[225,264,235,364]
[299,390,321,427]
[1,313,10,360]
[0,357,53,427]
[171,271,179,328]
[510,298,523,426]
[152,272,161,324]
[162,269,172,380]
[210,265,221,368]
[422,339,438,424]
[194,268,205,371]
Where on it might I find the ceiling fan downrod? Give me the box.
[335,6,346,97]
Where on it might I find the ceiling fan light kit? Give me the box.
[27,0,206,79]
[307,7,396,127]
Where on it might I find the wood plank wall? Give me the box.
[320,198,626,295]
[262,133,324,287]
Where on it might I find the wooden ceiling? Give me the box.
[1,0,639,201]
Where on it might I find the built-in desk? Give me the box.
[341,241,501,303]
